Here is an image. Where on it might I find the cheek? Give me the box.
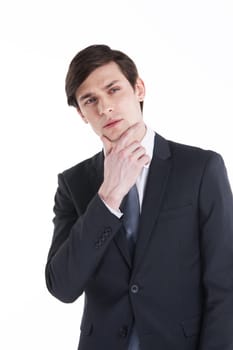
[90,123,102,136]
[117,97,135,115]
[80,110,96,126]
[120,93,140,109]
[81,115,89,124]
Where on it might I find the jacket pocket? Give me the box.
[181,315,201,337]
[159,204,193,221]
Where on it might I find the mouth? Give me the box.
[104,119,123,129]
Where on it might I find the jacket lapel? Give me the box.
[114,227,132,268]
[133,133,172,274]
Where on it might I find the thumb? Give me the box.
[101,135,112,155]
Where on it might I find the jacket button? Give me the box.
[119,326,128,338]
[94,241,101,248]
[131,284,139,294]
[104,227,112,234]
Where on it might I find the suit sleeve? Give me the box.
[198,153,233,349]
[45,173,122,303]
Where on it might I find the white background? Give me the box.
[0,0,232,349]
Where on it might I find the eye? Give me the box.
[84,97,97,105]
[109,87,120,94]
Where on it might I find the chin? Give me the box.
[104,127,126,142]
[107,134,122,143]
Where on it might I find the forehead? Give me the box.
[76,62,128,98]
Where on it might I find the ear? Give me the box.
[76,108,89,124]
[135,77,145,102]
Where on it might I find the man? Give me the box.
[45,44,233,350]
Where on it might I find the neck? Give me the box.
[137,122,147,143]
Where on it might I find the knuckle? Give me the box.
[119,150,127,159]
[128,154,134,163]
[139,147,146,154]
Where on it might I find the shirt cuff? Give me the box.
[99,197,123,219]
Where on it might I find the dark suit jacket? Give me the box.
[45,133,233,350]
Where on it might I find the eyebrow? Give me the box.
[79,92,94,102]
[79,80,120,102]
[104,80,119,89]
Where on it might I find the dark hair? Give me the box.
[65,44,143,111]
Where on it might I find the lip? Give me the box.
[104,119,123,128]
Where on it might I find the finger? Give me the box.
[138,154,151,167]
[120,122,141,141]
[131,146,147,160]
[101,135,113,155]
[119,141,142,156]
[115,122,143,151]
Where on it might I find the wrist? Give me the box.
[98,186,123,210]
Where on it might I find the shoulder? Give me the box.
[166,137,223,166]
[154,133,225,177]
[59,151,103,183]
[162,136,228,194]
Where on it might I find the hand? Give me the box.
[98,123,150,210]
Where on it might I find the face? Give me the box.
[75,62,145,142]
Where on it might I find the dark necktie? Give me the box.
[121,184,141,350]
[121,184,140,258]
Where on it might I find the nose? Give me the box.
[97,97,113,116]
